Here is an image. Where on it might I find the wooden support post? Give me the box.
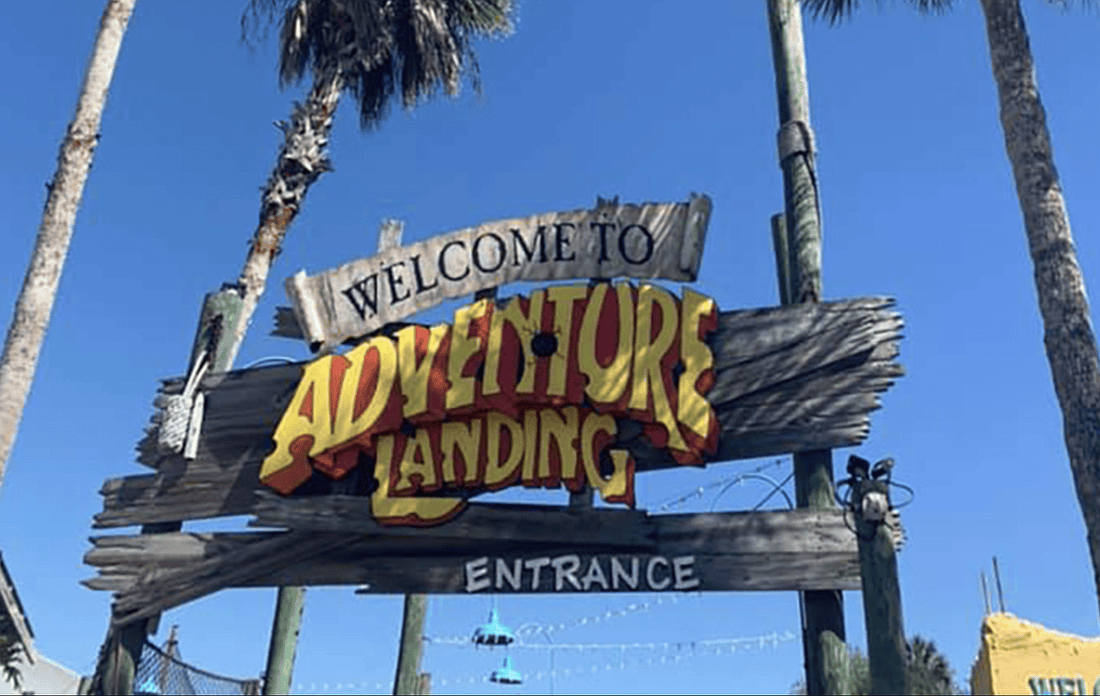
[365,218,432,696]
[765,2,848,694]
[96,288,243,695]
[853,465,906,695]
[392,594,428,696]
[262,586,307,695]
[770,214,791,307]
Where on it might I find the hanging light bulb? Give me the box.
[472,607,515,646]
[490,655,524,685]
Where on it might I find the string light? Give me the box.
[295,631,795,694]
[426,594,697,647]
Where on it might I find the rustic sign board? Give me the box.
[92,297,901,531]
[84,506,861,624]
[283,196,712,350]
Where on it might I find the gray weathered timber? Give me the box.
[282,196,712,350]
[95,296,901,530]
[85,508,859,622]
[248,493,654,546]
[855,474,907,695]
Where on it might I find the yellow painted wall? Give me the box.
[970,613,1100,695]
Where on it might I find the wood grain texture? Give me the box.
[85,508,860,620]
[96,296,901,529]
[280,196,711,349]
[248,492,654,547]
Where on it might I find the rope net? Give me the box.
[133,640,261,695]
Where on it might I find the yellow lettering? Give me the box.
[484,292,545,395]
[331,337,398,447]
[539,406,578,485]
[580,411,634,507]
[678,289,717,448]
[578,283,634,405]
[545,285,588,396]
[484,411,524,489]
[394,427,438,495]
[370,434,465,526]
[446,299,490,410]
[259,355,336,493]
[520,409,540,485]
[630,285,686,451]
[440,420,482,486]
[396,324,448,418]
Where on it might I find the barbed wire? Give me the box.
[293,630,796,693]
[651,458,786,512]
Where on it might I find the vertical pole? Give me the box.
[765,2,847,694]
[369,218,431,696]
[97,288,243,695]
[770,214,791,307]
[992,556,1006,613]
[263,586,307,695]
[852,465,906,695]
[392,594,428,695]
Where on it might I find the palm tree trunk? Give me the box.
[980,0,1100,611]
[228,68,344,365]
[0,0,136,497]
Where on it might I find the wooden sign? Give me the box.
[283,196,711,350]
[261,282,720,526]
[91,296,901,531]
[84,506,861,624]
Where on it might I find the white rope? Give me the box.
[157,349,209,454]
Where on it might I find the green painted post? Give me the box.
[765,2,848,694]
[392,594,428,695]
[263,586,307,695]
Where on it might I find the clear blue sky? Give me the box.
[2,1,1100,694]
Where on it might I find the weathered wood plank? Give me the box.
[102,296,902,529]
[253,551,861,594]
[281,196,712,349]
[247,493,655,547]
[87,509,860,621]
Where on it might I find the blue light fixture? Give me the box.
[490,655,523,685]
[472,607,515,646]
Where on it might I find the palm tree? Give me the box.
[91,4,517,693]
[0,0,137,498]
[0,614,23,692]
[791,635,959,694]
[232,0,515,363]
[805,0,1100,612]
[906,636,956,695]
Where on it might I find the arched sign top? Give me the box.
[285,195,712,351]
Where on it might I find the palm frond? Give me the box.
[802,0,953,25]
[243,0,515,130]
[0,615,23,692]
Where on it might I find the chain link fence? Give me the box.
[132,640,261,695]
